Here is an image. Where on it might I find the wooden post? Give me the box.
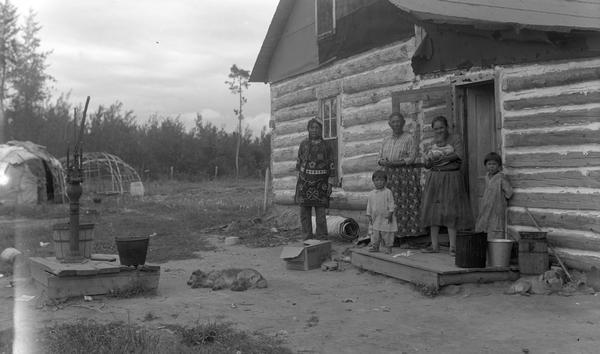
[214,166,218,179]
[263,167,270,214]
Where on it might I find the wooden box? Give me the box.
[280,240,332,270]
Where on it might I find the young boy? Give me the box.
[366,170,398,254]
[475,152,513,240]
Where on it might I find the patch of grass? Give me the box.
[38,320,181,354]
[411,282,440,298]
[29,320,292,354]
[166,321,293,354]
[0,179,272,271]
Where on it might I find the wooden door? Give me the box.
[464,84,496,218]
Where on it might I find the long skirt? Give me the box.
[420,170,473,230]
[386,166,425,237]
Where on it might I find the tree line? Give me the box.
[0,1,270,180]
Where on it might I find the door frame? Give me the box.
[453,76,501,218]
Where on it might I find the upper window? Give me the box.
[316,0,335,39]
[320,96,337,139]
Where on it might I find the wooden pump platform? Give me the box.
[351,248,519,289]
[30,254,160,300]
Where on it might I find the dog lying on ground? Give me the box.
[187,268,268,291]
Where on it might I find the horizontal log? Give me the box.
[508,209,600,235]
[272,176,296,191]
[503,106,600,130]
[341,173,373,192]
[507,228,600,259]
[423,105,451,126]
[503,66,600,92]
[272,102,318,123]
[552,248,600,272]
[272,133,305,149]
[503,91,600,111]
[344,140,381,159]
[510,192,600,211]
[505,129,600,148]
[510,170,600,189]
[392,85,451,104]
[272,40,414,98]
[342,154,379,174]
[343,121,389,143]
[344,83,413,108]
[272,87,316,112]
[273,189,369,211]
[272,146,297,163]
[343,99,391,127]
[316,80,342,99]
[276,118,307,136]
[343,62,414,95]
[505,151,600,169]
[272,161,296,178]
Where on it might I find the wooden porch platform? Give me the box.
[30,254,160,300]
[351,248,519,289]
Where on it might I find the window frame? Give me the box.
[318,95,342,187]
[315,0,336,39]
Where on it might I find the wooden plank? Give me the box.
[505,151,600,168]
[344,83,413,108]
[91,254,117,262]
[344,141,380,159]
[503,66,600,92]
[508,209,600,234]
[503,91,600,111]
[503,107,600,130]
[392,85,451,104]
[41,269,160,299]
[351,250,440,288]
[342,100,392,128]
[505,129,600,148]
[439,270,519,286]
[510,170,600,189]
[510,192,600,211]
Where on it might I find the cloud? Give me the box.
[14,0,277,134]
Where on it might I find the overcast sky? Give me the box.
[13,0,277,135]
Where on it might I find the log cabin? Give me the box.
[250,0,600,271]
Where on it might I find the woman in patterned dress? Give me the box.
[377,112,424,241]
[295,118,336,240]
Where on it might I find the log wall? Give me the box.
[270,39,422,226]
[500,58,600,270]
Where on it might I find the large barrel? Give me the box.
[52,223,94,260]
[455,231,487,268]
[518,232,549,275]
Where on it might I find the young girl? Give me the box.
[366,170,398,254]
[475,152,513,240]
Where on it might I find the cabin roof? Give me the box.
[249,0,295,83]
[388,0,600,32]
[250,0,600,83]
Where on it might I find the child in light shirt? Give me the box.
[366,170,398,254]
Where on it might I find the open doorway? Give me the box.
[455,81,498,220]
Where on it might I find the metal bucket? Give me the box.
[487,239,513,267]
[115,236,149,266]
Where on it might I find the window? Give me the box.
[316,0,335,39]
[319,96,341,186]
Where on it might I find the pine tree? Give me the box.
[0,0,19,143]
[9,9,53,142]
[225,64,250,182]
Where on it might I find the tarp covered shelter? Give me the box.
[0,141,66,205]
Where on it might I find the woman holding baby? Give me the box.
[420,115,473,255]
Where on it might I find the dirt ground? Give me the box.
[2,232,600,354]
